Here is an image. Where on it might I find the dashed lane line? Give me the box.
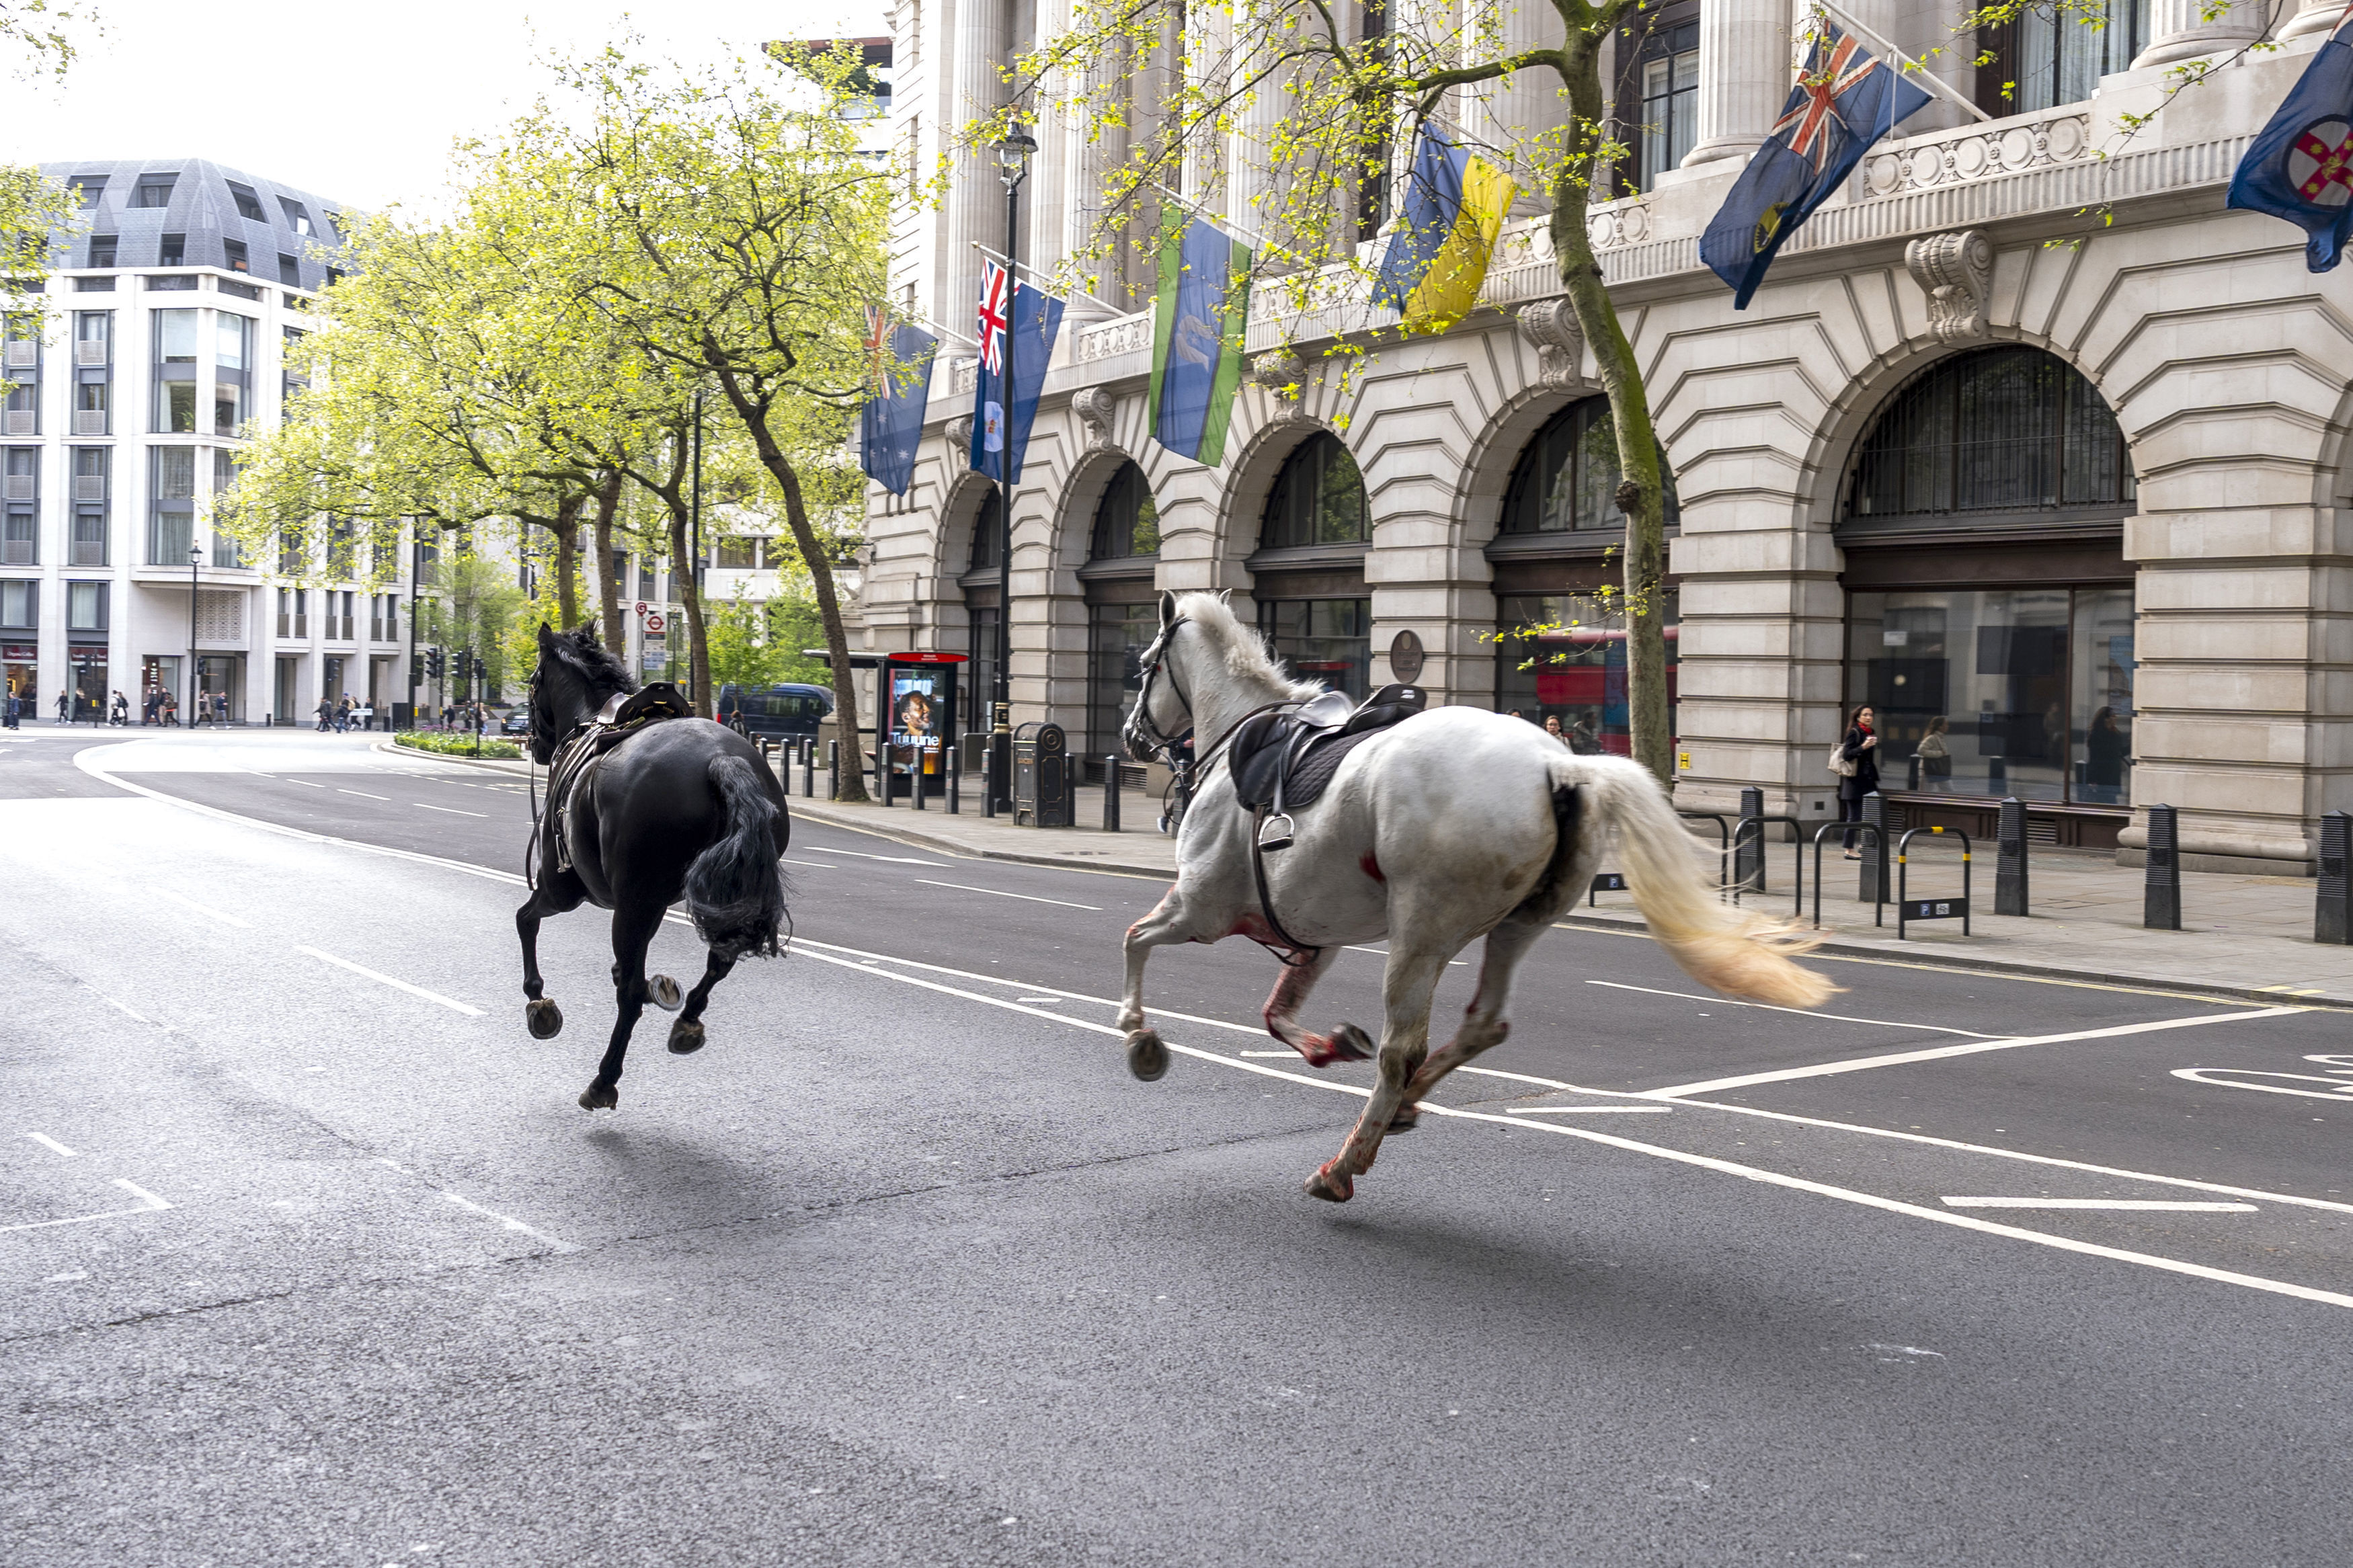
[156,889,249,927]
[415,802,487,817]
[1944,1198,2259,1212]
[914,879,1103,911]
[295,946,483,1016]
[22,1132,76,1157]
[0,1178,173,1237]
[1585,979,2003,1039]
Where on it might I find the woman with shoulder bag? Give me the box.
[1835,703,1880,858]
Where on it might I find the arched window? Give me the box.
[1260,432,1367,550]
[1846,347,2132,525]
[967,489,1003,571]
[1089,462,1159,561]
[1501,397,1679,534]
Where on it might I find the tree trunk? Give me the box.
[590,469,625,647]
[661,498,715,718]
[710,372,870,804]
[1552,34,1675,788]
[543,495,584,631]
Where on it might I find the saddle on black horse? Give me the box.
[540,682,698,879]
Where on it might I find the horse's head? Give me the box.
[530,621,633,764]
[1123,592,1193,763]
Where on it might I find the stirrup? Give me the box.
[1257,812,1295,852]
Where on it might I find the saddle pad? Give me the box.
[1277,725,1385,811]
[1233,720,1387,812]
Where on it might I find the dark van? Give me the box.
[717,682,833,742]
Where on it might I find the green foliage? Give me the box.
[703,581,834,692]
[420,554,530,700]
[395,731,523,759]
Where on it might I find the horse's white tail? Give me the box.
[1562,755,1838,1009]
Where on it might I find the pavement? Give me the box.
[6,725,2352,1565]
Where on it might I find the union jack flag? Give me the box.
[864,302,891,387]
[1769,32,1880,175]
[976,260,1011,375]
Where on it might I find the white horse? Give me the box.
[1119,591,1835,1202]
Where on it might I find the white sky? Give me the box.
[1,1,889,214]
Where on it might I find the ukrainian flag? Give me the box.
[1374,125,1517,333]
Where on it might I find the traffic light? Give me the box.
[409,652,423,685]
[426,648,444,682]
[456,649,475,685]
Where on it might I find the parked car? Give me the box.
[501,708,532,737]
[717,682,833,743]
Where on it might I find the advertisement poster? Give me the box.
[889,670,941,780]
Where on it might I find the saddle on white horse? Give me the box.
[1228,682,1427,849]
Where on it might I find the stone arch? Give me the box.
[1449,380,1608,558]
[1049,446,1143,579]
[935,468,1004,582]
[1209,415,1352,601]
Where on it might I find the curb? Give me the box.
[785,797,1174,880]
[379,740,532,776]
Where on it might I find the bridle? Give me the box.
[1126,616,1195,764]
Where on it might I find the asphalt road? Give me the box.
[3,726,2348,1566]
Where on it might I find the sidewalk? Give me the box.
[386,742,2353,1007]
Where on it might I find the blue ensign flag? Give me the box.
[969,261,1065,484]
[1700,25,1929,308]
[2227,9,2353,272]
[859,320,938,497]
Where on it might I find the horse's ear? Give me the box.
[536,622,555,649]
[1158,591,1176,630]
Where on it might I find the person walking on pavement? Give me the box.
[315,696,333,733]
[110,690,128,727]
[1836,702,1880,858]
[3,688,17,730]
[55,689,70,724]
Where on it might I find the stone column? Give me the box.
[1683,0,1792,169]
[2278,0,2342,42]
[1460,0,1567,214]
[2134,0,2266,67]
[941,0,1007,331]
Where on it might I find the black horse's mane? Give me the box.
[544,626,637,700]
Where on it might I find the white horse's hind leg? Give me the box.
[1118,886,1198,1081]
[1304,938,1448,1202]
[1388,915,1550,1132]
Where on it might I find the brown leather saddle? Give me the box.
[541,682,697,878]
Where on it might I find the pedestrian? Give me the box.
[315,696,333,733]
[3,688,17,730]
[111,690,128,727]
[2085,706,2127,804]
[1835,702,1880,859]
[1914,714,1952,786]
[143,689,158,725]
[1544,714,1564,743]
[55,689,69,725]
[359,699,375,733]
[161,692,177,727]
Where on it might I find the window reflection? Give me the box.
[1260,597,1371,700]
[1494,590,1679,755]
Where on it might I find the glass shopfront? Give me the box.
[1845,587,2133,807]
[1082,462,1161,764]
[1259,597,1371,701]
[1496,590,1679,753]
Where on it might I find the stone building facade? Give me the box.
[863,0,2353,873]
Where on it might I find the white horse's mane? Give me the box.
[1172,591,1323,701]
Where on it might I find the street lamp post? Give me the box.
[187,536,202,729]
[992,129,1035,812]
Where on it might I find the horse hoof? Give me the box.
[526,999,563,1040]
[1331,1022,1375,1061]
[667,1019,706,1056]
[1388,1102,1421,1133]
[578,1082,619,1111]
[1125,1030,1169,1082]
[1304,1161,1355,1203]
[649,975,683,1012]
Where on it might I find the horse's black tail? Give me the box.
[1509,774,1585,923]
[684,754,787,960]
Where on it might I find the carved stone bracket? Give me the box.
[1071,386,1119,452]
[1246,349,1307,401]
[944,413,973,451]
[1515,298,1584,390]
[1905,230,1994,346]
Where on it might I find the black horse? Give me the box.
[519,624,790,1110]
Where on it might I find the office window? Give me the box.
[638,558,657,600]
[227,182,267,222]
[1501,397,1681,534]
[73,277,116,293]
[87,235,116,268]
[71,446,106,499]
[158,233,186,267]
[1089,462,1160,561]
[279,198,313,235]
[223,239,250,274]
[132,175,176,209]
[2,311,36,368]
[717,536,758,569]
[214,313,251,436]
[67,581,107,631]
[327,518,355,580]
[2,446,32,501]
[278,530,305,574]
[0,579,33,627]
[149,445,196,564]
[1259,433,1368,550]
[75,311,110,362]
[74,377,108,435]
[4,374,36,436]
[1629,15,1701,190]
[277,586,307,638]
[211,449,241,567]
[71,508,106,566]
[278,253,301,286]
[2,509,32,565]
[323,267,344,288]
[2,451,32,563]
[71,175,106,209]
[153,308,198,434]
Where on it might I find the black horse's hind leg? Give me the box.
[666,947,737,1055]
[580,902,663,1111]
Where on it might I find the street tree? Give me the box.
[495,46,890,800]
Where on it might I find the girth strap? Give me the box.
[1250,804,1320,966]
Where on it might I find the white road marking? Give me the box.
[415,802,487,817]
[105,997,155,1024]
[23,1132,76,1156]
[1506,1104,1674,1115]
[915,879,1103,911]
[157,889,249,927]
[789,943,2353,1313]
[1942,1197,2259,1212]
[1584,979,2001,1038]
[439,1190,582,1253]
[283,778,327,788]
[1016,996,1062,1003]
[338,788,390,800]
[816,846,947,866]
[1345,944,1468,966]
[1239,1050,1304,1058]
[2170,1063,2353,1102]
[295,946,483,1016]
[783,859,841,870]
[1639,1007,2307,1100]
[0,1177,172,1236]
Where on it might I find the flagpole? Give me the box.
[1815,0,1993,124]
[1148,183,1316,270]
[967,241,1125,315]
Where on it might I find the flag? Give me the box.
[1373,124,1519,332]
[970,263,1064,484]
[1700,23,1930,308]
[859,313,938,497]
[2227,8,2353,271]
[1146,212,1253,466]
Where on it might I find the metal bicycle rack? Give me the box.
[1809,821,1886,930]
[1728,814,1806,912]
[1896,825,1972,939]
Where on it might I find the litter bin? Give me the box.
[1012,720,1073,828]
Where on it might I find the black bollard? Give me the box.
[2144,802,2182,931]
[947,744,961,814]
[802,739,814,798]
[827,739,839,801]
[1103,756,1121,833]
[2317,810,2350,945]
[1907,753,1922,792]
[1995,796,2030,917]
[913,750,927,810]
[1859,791,1890,904]
[1736,786,1764,893]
